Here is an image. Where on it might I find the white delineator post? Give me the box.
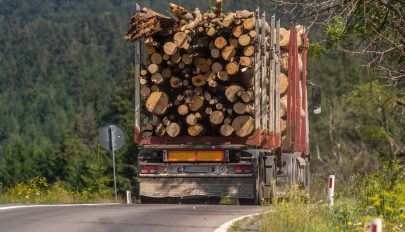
[126,191,132,204]
[328,175,335,206]
[370,218,382,232]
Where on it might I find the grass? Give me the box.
[0,177,120,204]
[231,160,404,232]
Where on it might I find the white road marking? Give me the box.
[213,212,261,232]
[0,203,121,211]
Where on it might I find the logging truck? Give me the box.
[126,2,321,204]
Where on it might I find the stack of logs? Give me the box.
[124,1,304,138]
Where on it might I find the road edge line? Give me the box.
[0,203,122,211]
[214,212,261,232]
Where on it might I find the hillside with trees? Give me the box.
[0,0,403,199]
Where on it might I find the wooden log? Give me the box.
[170,76,182,89]
[240,56,253,67]
[163,41,177,55]
[280,73,288,95]
[194,58,211,73]
[169,3,193,20]
[139,77,148,85]
[145,92,169,116]
[141,69,148,76]
[232,115,254,137]
[162,68,171,79]
[238,34,251,46]
[186,114,198,126]
[206,26,216,36]
[232,25,243,38]
[166,122,181,137]
[171,51,182,64]
[210,111,224,125]
[162,54,170,61]
[205,107,213,115]
[215,103,223,110]
[150,85,161,92]
[240,67,254,87]
[192,74,206,87]
[243,45,254,56]
[225,85,243,102]
[217,70,229,81]
[162,116,171,126]
[124,7,178,41]
[178,62,186,69]
[147,64,160,74]
[210,48,220,58]
[211,62,223,73]
[189,96,204,112]
[221,46,236,61]
[204,92,212,101]
[181,8,201,31]
[225,62,239,75]
[209,98,218,105]
[220,124,233,136]
[229,38,239,49]
[243,17,255,30]
[182,53,193,64]
[239,90,253,103]
[188,124,204,136]
[222,13,235,27]
[280,95,287,118]
[233,102,246,115]
[173,31,189,48]
[280,28,290,48]
[234,18,242,25]
[215,0,222,16]
[235,10,254,19]
[146,45,156,55]
[151,73,164,84]
[155,123,166,137]
[182,79,189,86]
[140,85,151,97]
[141,123,153,137]
[214,37,227,49]
[150,53,162,64]
[248,30,257,38]
[223,117,232,125]
[280,119,287,133]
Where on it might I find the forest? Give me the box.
[0,0,403,200]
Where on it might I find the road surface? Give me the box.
[0,204,263,232]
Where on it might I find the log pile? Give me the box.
[124,2,305,138]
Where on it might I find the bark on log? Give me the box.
[169,3,193,20]
[221,46,236,61]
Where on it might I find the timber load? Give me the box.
[125,1,305,138]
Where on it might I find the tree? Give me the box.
[270,0,405,83]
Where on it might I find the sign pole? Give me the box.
[328,174,335,207]
[109,126,118,201]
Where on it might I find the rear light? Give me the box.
[140,165,158,174]
[234,165,253,174]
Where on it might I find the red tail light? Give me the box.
[234,165,253,174]
[140,165,158,174]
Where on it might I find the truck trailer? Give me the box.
[127,3,321,204]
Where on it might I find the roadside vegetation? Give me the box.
[231,161,404,232]
[0,176,117,204]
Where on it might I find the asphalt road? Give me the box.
[0,204,263,232]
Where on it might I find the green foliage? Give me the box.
[324,17,347,47]
[0,176,115,204]
[308,42,326,57]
